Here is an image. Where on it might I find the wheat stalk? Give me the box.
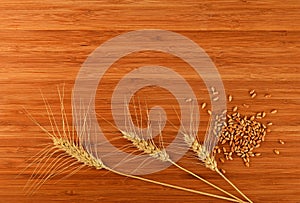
[183,111,253,203]
[189,138,253,203]
[21,88,242,202]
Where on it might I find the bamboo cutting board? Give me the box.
[0,1,300,202]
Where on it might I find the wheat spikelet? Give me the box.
[120,130,169,162]
[21,87,243,202]
[190,139,218,171]
[52,137,103,170]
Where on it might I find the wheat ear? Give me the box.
[174,101,253,203]
[189,139,253,203]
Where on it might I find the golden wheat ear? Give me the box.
[190,140,252,203]
[169,102,252,203]
[19,87,103,195]
[183,109,253,203]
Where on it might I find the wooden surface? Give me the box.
[1,0,300,202]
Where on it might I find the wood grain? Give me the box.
[0,0,300,202]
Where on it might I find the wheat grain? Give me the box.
[264,94,272,98]
[273,149,280,155]
[213,96,219,102]
[250,93,257,98]
[270,109,278,114]
[211,86,216,93]
[185,98,193,102]
[243,104,250,108]
[249,90,255,95]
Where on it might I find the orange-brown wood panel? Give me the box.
[0,1,300,202]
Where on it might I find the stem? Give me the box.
[169,160,246,203]
[105,166,242,203]
[216,168,253,203]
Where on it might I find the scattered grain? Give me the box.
[216,90,276,168]
[207,110,212,115]
[219,158,225,163]
[264,94,272,98]
[201,102,207,109]
[270,109,277,114]
[243,104,250,108]
[185,98,192,102]
[249,90,255,95]
[256,112,262,119]
[221,168,226,174]
[273,149,280,155]
[213,97,219,102]
[211,86,216,92]
[279,139,285,145]
[251,93,257,98]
